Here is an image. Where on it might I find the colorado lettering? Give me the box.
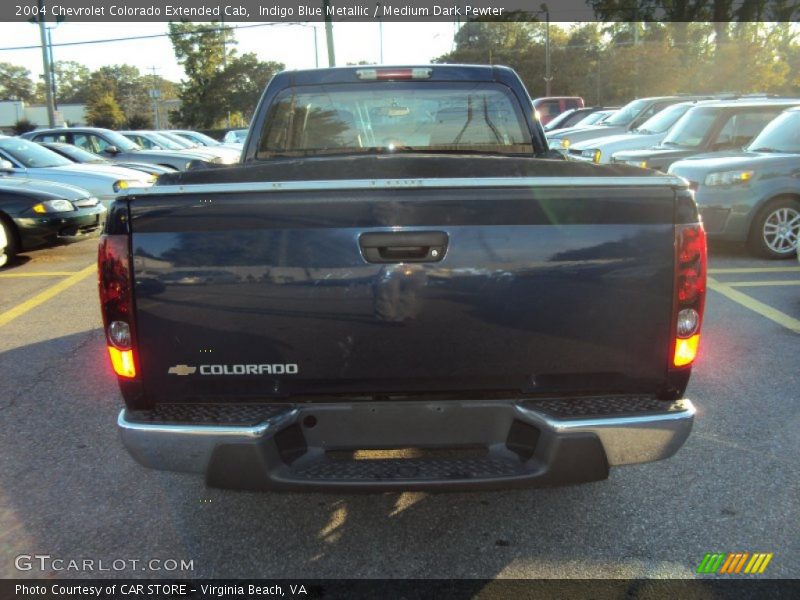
[199,364,299,375]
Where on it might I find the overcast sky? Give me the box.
[0,21,460,82]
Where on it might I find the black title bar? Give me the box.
[3,579,800,600]
[3,0,799,23]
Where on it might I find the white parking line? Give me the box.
[707,278,800,334]
[708,267,800,274]
[0,264,95,328]
[727,281,800,287]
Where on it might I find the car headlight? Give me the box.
[32,199,75,214]
[560,139,570,149]
[625,160,648,168]
[113,180,130,193]
[72,196,100,208]
[581,149,602,163]
[211,156,226,164]
[704,170,754,186]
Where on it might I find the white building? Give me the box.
[0,101,87,131]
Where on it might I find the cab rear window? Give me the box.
[256,82,533,159]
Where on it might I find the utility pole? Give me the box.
[541,4,552,96]
[46,27,57,110]
[323,0,336,66]
[632,9,639,98]
[376,3,384,63]
[221,16,231,127]
[148,66,161,129]
[312,26,319,68]
[36,0,55,127]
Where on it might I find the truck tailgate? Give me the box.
[128,180,676,403]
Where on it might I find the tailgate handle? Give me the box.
[359,231,448,263]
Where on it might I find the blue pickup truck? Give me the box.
[100,65,706,491]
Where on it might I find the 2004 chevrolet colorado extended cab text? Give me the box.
[100,65,706,491]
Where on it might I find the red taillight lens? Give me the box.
[671,224,707,368]
[677,268,703,303]
[98,234,137,378]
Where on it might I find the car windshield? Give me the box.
[602,98,650,126]
[635,103,692,134]
[746,111,800,153]
[176,131,220,146]
[0,138,73,168]
[576,111,611,126]
[47,143,105,163]
[661,107,718,148]
[257,82,533,159]
[99,130,140,152]
[226,129,247,142]
[158,132,196,148]
[543,109,577,130]
[137,133,183,150]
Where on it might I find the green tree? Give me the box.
[216,53,283,121]
[168,21,235,127]
[87,65,151,120]
[436,20,794,104]
[12,119,35,135]
[86,92,125,128]
[49,60,91,103]
[0,62,35,102]
[125,113,153,129]
[168,22,283,127]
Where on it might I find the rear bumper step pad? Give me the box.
[118,397,695,491]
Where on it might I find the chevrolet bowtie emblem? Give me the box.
[168,364,197,376]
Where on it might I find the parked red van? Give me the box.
[533,96,585,125]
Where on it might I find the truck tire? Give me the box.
[747,197,800,259]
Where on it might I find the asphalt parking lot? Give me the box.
[0,238,797,580]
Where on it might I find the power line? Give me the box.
[0,22,294,52]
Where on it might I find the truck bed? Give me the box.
[125,155,679,405]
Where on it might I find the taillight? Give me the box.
[671,223,707,368]
[98,234,137,378]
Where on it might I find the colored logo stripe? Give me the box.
[698,552,773,574]
[744,553,773,574]
[697,553,726,574]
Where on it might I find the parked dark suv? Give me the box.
[612,99,800,172]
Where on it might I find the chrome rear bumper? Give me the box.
[118,397,695,491]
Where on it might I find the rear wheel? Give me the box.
[747,197,800,259]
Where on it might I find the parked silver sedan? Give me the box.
[21,127,214,171]
[156,131,240,164]
[39,142,175,177]
[170,129,242,151]
[222,128,248,148]
[121,131,239,165]
[0,136,154,207]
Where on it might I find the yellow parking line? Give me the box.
[0,264,96,327]
[708,278,800,334]
[708,267,800,274]
[727,281,800,287]
[0,271,83,278]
